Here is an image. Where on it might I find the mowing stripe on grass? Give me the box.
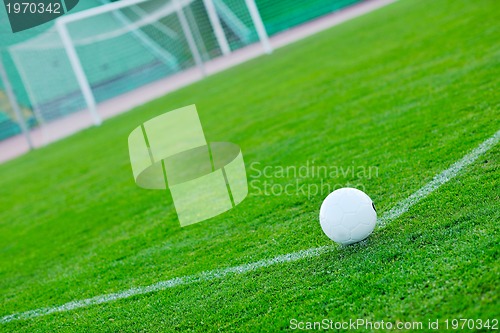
[1,129,499,324]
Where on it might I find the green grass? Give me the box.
[1,0,499,331]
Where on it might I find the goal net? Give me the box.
[9,0,266,127]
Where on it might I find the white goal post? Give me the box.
[9,0,272,129]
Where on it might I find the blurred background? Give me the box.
[0,0,365,162]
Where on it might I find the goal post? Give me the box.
[202,0,231,56]
[172,0,205,75]
[0,54,33,148]
[56,19,101,126]
[244,0,272,54]
[9,0,273,133]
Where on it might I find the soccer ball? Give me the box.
[319,188,377,245]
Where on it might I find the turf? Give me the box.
[1,0,499,331]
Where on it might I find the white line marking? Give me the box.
[2,129,498,324]
[1,246,335,323]
[377,129,500,228]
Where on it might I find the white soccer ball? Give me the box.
[319,188,377,245]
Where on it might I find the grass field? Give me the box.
[1,0,499,331]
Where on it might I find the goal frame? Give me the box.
[54,0,272,125]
